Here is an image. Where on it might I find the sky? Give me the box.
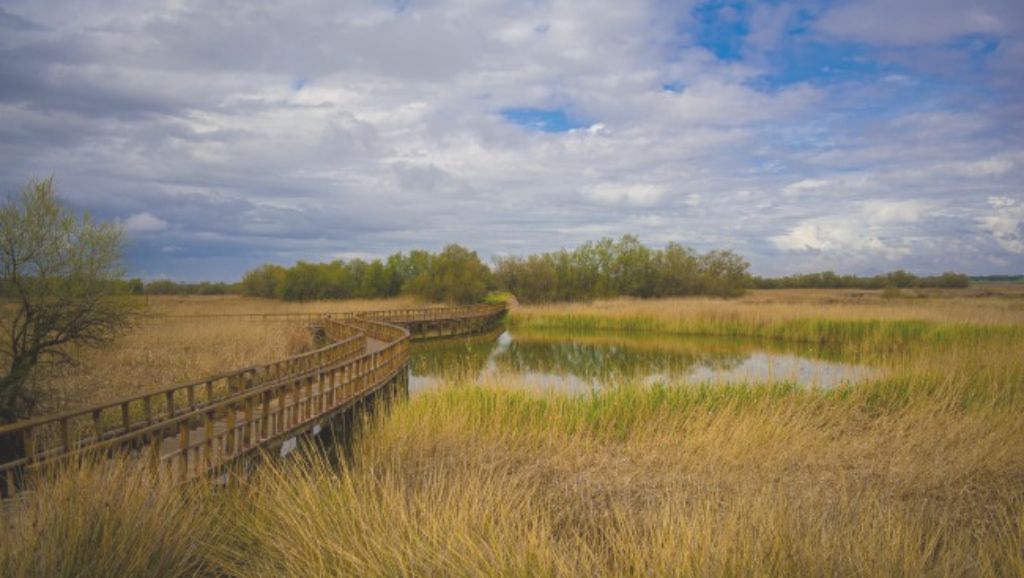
[0,0,1022,281]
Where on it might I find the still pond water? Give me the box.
[409,327,876,394]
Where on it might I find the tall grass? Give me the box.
[0,459,215,578]
[5,376,1018,577]
[6,375,1015,578]
[510,297,1024,352]
[1,292,1021,577]
[167,380,1024,576]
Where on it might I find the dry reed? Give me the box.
[1,290,1021,577]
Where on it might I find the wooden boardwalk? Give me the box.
[0,304,506,497]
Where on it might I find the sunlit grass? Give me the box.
[2,291,1022,577]
[217,372,1023,576]
[0,458,215,578]
[510,293,1024,352]
[6,376,1019,577]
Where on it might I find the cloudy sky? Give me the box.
[1,0,1022,281]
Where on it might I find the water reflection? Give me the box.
[410,327,876,393]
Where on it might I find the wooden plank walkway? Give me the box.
[0,304,507,497]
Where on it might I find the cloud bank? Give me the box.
[0,0,1021,280]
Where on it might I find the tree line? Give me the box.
[241,244,492,304]
[132,240,979,305]
[969,275,1023,284]
[751,270,970,290]
[492,236,750,302]
[234,236,752,305]
[234,236,979,304]
[124,279,239,296]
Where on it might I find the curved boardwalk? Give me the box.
[0,304,506,497]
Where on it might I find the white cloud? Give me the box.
[783,179,829,196]
[585,183,665,206]
[772,220,908,260]
[817,0,1010,45]
[979,196,1024,253]
[862,199,932,224]
[122,212,169,233]
[956,157,1016,177]
[772,199,932,260]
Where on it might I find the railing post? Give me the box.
[92,409,103,443]
[276,386,286,435]
[4,464,16,497]
[225,403,236,456]
[178,420,189,481]
[260,390,270,440]
[244,396,254,447]
[60,418,71,455]
[23,427,36,466]
[121,402,130,433]
[203,410,215,471]
[150,428,161,472]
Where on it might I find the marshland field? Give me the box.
[2,287,1023,577]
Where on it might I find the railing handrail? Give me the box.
[49,322,413,465]
[0,303,506,484]
[0,305,505,435]
[0,322,367,436]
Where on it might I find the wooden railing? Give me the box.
[57,324,410,483]
[0,304,506,496]
[342,304,507,323]
[0,323,367,472]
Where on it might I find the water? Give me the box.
[409,327,876,394]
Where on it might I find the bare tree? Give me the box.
[0,177,134,424]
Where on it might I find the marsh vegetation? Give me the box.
[1,289,1022,577]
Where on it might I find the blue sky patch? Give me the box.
[501,107,586,133]
[691,1,749,61]
[755,39,888,89]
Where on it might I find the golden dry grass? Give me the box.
[144,294,422,316]
[212,380,1023,577]
[5,378,1021,577]
[30,296,419,413]
[2,289,1022,577]
[514,286,1024,327]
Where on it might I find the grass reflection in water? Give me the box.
[410,327,875,393]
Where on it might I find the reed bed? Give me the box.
[216,378,1023,577]
[3,377,1021,577]
[1,291,1021,577]
[509,294,1024,352]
